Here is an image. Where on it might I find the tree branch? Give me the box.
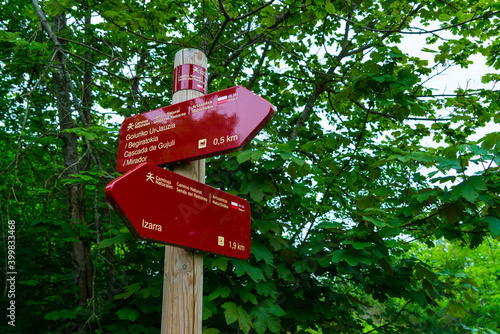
[206,17,230,57]
[31,0,88,127]
[219,0,276,22]
[30,0,62,48]
[289,13,354,142]
[247,41,270,90]
[97,11,185,47]
[63,50,131,81]
[208,8,293,84]
[363,300,412,334]
[333,9,500,36]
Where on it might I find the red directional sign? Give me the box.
[105,162,251,259]
[116,85,275,173]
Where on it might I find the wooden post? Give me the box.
[161,48,206,334]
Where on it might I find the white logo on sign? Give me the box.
[218,236,224,246]
[198,139,207,149]
[146,172,154,183]
[127,123,135,131]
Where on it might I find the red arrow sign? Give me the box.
[116,86,275,173]
[105,163,251,259]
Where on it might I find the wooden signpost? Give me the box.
[105,48,275,333]
[164,48,206,334]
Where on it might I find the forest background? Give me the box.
[1,0,500,333]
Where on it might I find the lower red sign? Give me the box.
[105,163,251,259]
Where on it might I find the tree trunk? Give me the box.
[51,13,93,311]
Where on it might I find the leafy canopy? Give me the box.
[1,0,500,333]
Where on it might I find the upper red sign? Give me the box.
[105,162,251,259]
[116,86,275,173]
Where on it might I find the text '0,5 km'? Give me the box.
[213,134,238,146]
[116,85,275,173]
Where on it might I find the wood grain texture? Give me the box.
[161,48,206,334]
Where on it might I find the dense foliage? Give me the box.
[1,0,500,333]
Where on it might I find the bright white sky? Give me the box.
[401,30,494,93]
[400,28,497,138]
[399,29,498,183]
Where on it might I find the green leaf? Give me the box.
[479,132,499,149]
[448,301,468,318]
[251,150,264,161]
[331,249,372,266]
[410,291,427,307]
[255,281,276,297]
[423,279,437,300]
[203,297,215,321]
[292,182,309,196]
[240,176,273,202]
[209,257,229,271]
[114,283,142,300]
[44,308,79,321]
[44,0,65,15]
[468,175,488,191]
[62,125,114,142]
[116,307,140,322]
[262,16,274,27]
[484,216,500,237]
[292,156,305,166]
[136,299,155,314]
[237,306,253,333]
[352,241,374,250]
[357,195,377,209]
[253,311,280,334]
[363,216,389,228]
[251,300,285,334]
[222,302,238,324]
[278,150,293,161]
[237,150,253,163]
[263,300,285,317]
[202,328,220,334]
[233,261,265,282]
[436,157,462,171]
[251,242,274,265]
[208,286,231,301]
[415,264,437,282]
[452,176,488,203]
[453,179,478,202]
[99,231,134,248]
[294,258,318,273]
[325,0,335,14]
[221,301,253,333]
[108,97,125,110]
[141,285,161,299]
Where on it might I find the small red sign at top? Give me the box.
[173,64,207,94]
[116,86,275,173]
